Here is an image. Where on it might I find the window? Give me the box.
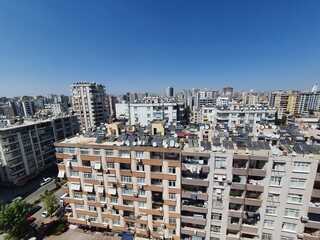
[263,220,274,228]
[212,213,222,220]
[77,214,85,219]
[137,177,145,184]
[110,198,117,204]
[169,218,176,224]
[151,166,162,172]
[290,178,306,188]
[268,193,280,202]
[169,193,176,200]
[74,193,82,199]
[89,206,96,211]
[168,167,176,174]
[111,209,119,214]
[169,229,176,235]
[214,157,226,169]
[136,151,144,158]
[80,148,89,155]
[120,150,130,157]
[169,181,176,187]
[266,206,277,215]
[121,176,132,183]
[285,208,299,218]
[169,205,176,212]
[211,225,221,233]
[139,202,146,208]
[107,175,117,182]
[112,220,120,225]
[84,173,92,179]
[282,222,297,232]
[122,188,133,195]
[96,173,103,181]
[151,179,162,186]
[138,189,146,196]
[273,162,285,171]
[293,162,310,172]
[100,196,106,202]
[87,195,96,202]
[106,162,114,169]
[147,114,151,118]
[137,164,145,171]
[93,149,100,155]
[270,176,281,186]
[70,171,79,177]
[105,150,113,156]
[75,204,84,209]
[287,194,302,203]
[262,233,272,240]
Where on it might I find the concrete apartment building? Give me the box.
[0,116,79,185]
[115,99,184,126]
[56,121,320,240]
[71,82,108,131]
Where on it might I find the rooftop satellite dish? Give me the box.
[169,140,175,148]
[152,142,157,147]
[132,142,137,146]
[137,140,142,146]
[173,133,178,138]
[175,143,180,148]
[125,140,130,146]
[311,125,317,129]
[205,125,209,130]
[200,126,205,130]
[272,125,277,129]
[163,143,168,148]
[211,146,217,152]
[292,151,297,157]
[200,146,205,151]
[216,146,221,152]
[221,147,226,153]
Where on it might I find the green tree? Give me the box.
[0,200,32,240]
[40,190,58,217]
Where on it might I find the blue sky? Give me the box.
[0,0,320,97]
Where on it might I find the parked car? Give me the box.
[42,210,49,217]
[40,177,53,186]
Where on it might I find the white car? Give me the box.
[40,177,53,186]
[42,210,49,218]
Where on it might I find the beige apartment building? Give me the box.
[55,122,320,240]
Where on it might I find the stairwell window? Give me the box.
[273,162,285,171]
[263,220,274,228]
[215,157,226,169]
[84,173,92,179]
[139,202,147,208]
[262,233,272,240]
[266,206,277,215]
[287,193,302,203]
[169,193,176,200]
[121,176,132,183]
[270,176,281,186]
[282,222,296,232]
[284,208,299,218]
[137,177,145,184]
[168,167,176,174]
[268,193,280,202]
[169,181,176,187]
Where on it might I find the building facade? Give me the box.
[71,82,108,131]
[0,116,79,185]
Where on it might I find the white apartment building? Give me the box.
[71,82,108,131]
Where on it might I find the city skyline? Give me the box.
[1,1,320,97]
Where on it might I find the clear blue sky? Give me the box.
[0,0,320,97]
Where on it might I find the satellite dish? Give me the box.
[216,146,221,152]
[163,143,168,148]
[169,140,175,148]
[221,147,226,153]
[125,140,130,146]
[173,134,178,138]
[175,143,180,148]
[200,126,205,130]
[211,146,217,152]
[292,151,297,157]
[311,125,317,129]
[205,125,209,130]
[200,146,205,151]
[152,142,157,147]
[272,125,277,129]
[132,142,137,146]
[137,140,142,146]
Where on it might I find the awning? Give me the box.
[58,170,65,178]
[84,184,93,192]
[108,188,117,195]
[94,162,101,170]
[122,232,134,240]
[97,186,104,193]
[70,183,81,191]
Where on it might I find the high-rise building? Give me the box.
[71,82,108,131]
[0,116,79,185]
[166,87,174,98]
[55,122,320,240]
[195,88,218,108]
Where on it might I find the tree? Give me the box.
[0,200,32,240]
[40,190,58,217]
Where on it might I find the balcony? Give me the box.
[181,216,206,226]
[227,223,240,231]
[182,191,208,201]
[181,205,207,214]
[241,224,258,235]
[181,226,206,238]
[182,178,209,187]
[312,189,320,198]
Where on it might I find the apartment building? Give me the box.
[55,122,320,240]
[0,116,79,185]
[71,82,108,131]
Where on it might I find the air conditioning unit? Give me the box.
[222,175,227,180]
[226,180,232,185]
[138,185,143,189]
[297,233,304,239]
[133,193,138,197]
[98,181,103,185]
[301,216,309,223]
[105,169,109,173]
[137,158,142,163]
